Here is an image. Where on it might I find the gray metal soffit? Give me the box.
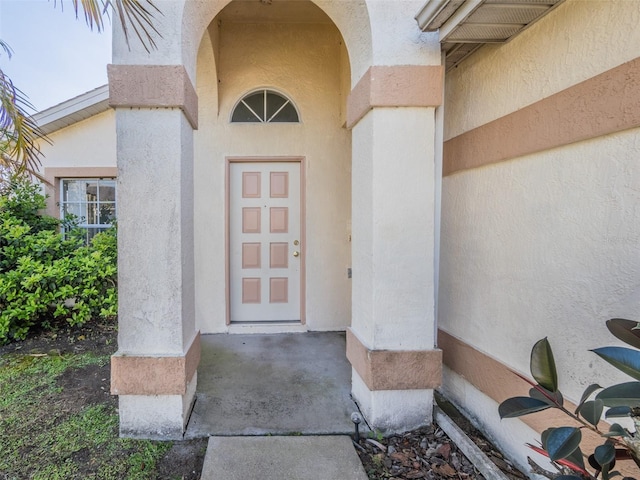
[416,0,565,70]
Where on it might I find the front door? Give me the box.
[229,160,303,323]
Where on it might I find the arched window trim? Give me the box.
[230,88,301,124]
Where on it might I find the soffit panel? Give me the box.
[34,85,110,135]
[417,0,565,70]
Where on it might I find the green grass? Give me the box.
[0,352,173,479]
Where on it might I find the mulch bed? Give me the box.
[354,420,527,480]
[0,319,118,357]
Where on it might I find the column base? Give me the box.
[118,372,197,440]
[352,369,434,434]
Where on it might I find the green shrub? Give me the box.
[0,176,117,343]
[0,177,59,235]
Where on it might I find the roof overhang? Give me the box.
[416,0,565,70]
[34,84,110,135]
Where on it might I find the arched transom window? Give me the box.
[231,89,300,123]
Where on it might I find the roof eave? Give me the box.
[34,84,110,136]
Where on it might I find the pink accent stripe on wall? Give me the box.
[444,56,640,176]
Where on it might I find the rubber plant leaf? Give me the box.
[530,386,563,407]
[540,430,586,471]
[526,443,589,475]
[543,426,581,461]
[596,382,640,407]
[498,397,551,418]
[564,444,587,471]
[604,406,631,419]
[603,423,629,438]
[577,399,603,426]
[592,346,640,381]
[530,337,558,392]
[574,383,602,413]
[606,318,640,350]
[594,443,616,467]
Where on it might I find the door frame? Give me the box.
[225,157,306,326]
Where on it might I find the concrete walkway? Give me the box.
[187,332,368,479]
[186,332,357,437]
[201,436,368,480]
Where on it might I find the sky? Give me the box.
[0,0,112,112]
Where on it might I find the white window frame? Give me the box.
[59,178,116,241]
[230,88,301,123]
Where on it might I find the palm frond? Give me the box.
[0,0,161,183]
[0,40,13,59]
[112,0,162,52]
[56,0,161,53]
[0,67,50,181]
[77,0,106,32]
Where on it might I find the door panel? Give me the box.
[229,161,302,322]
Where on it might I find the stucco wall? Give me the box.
[194,20,352,333]
[37,110,117,217]
[113,0,374,92]
[39,110,116,169]
[444,0,640,139]
[441,129,640,384]
[439,0,640,474]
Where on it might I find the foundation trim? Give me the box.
[107,64,198,129]
[439,329,581,433]
[346,328,442,390]
[437,329,638,474]
[347,65,444,129]
[111,332,201,396]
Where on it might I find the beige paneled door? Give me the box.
[229,160,303,322]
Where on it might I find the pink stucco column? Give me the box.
[346,60,444,431]
[108,64,200,439]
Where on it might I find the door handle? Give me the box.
[293,251,300,257]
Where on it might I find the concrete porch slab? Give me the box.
[185,332,358,437]
[201,436,369,480]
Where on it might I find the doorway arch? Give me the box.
[193,0,353,334]
[110,0,443,439]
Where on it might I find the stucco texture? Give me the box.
[351,108,436,351]
[194,18,352,333]
[438,0,640,470]
[112,0,375,89]
[38,110,116,169]
[444,0,640,139]
[440,128,640,397]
